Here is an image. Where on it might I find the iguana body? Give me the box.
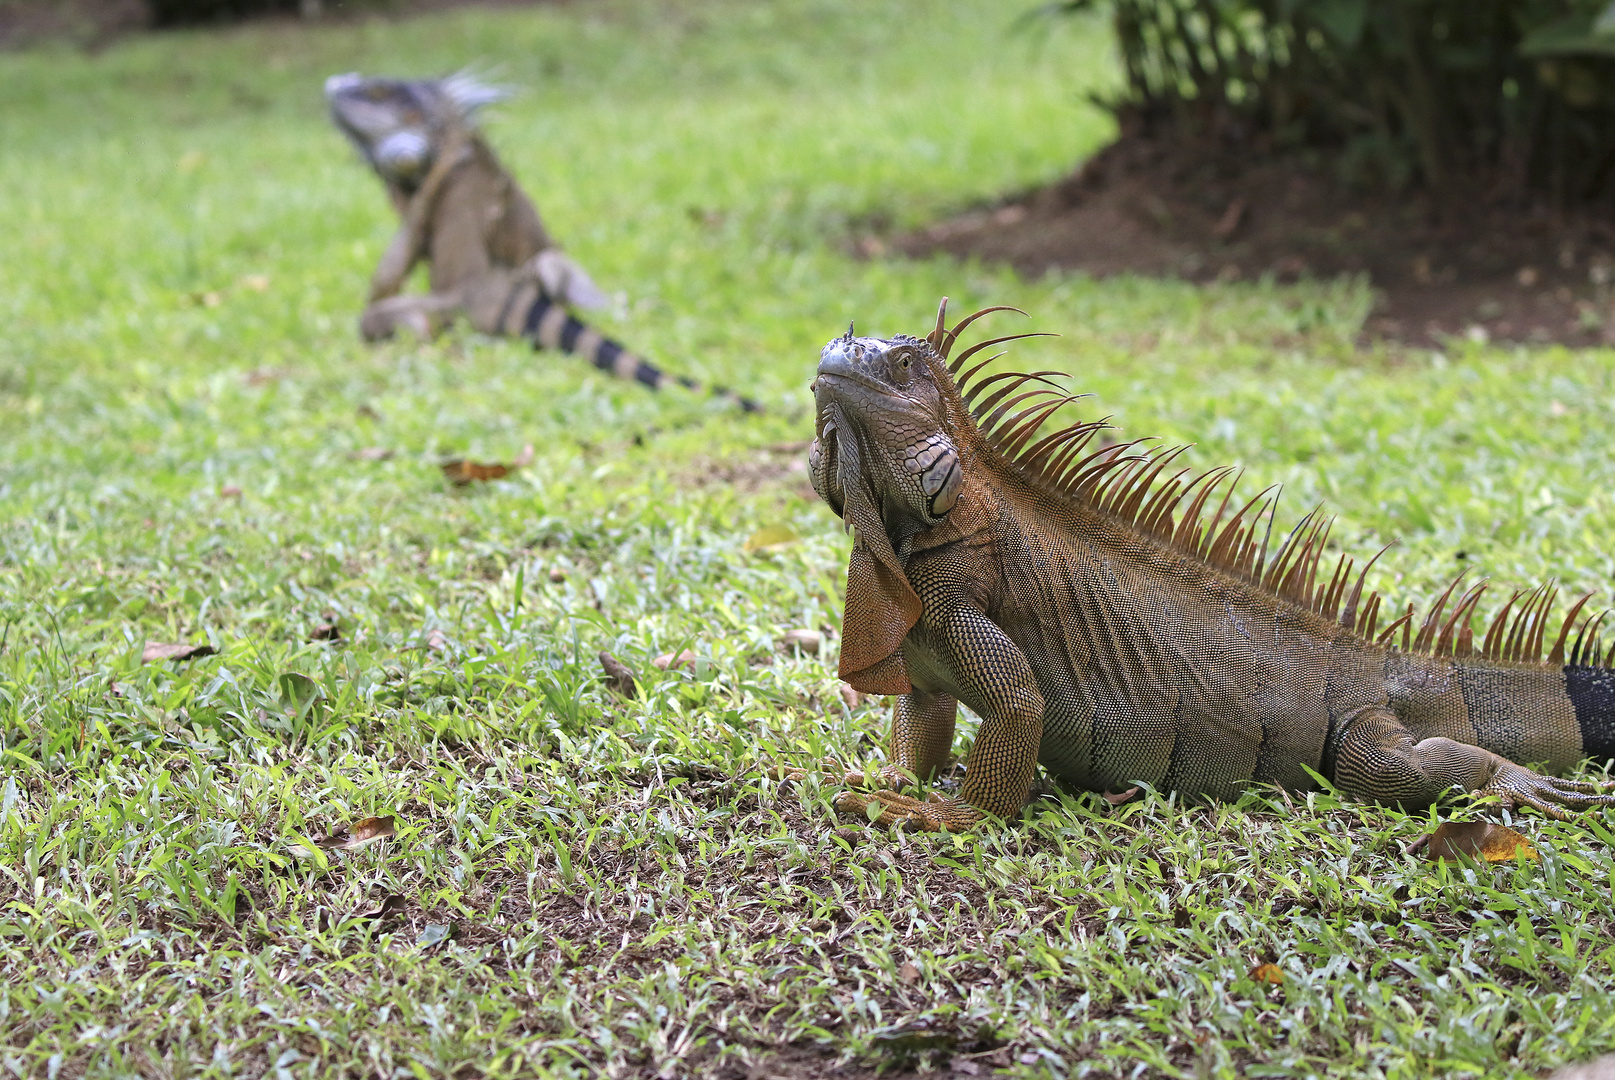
[806,301,1615,830]
[325,73,758,411]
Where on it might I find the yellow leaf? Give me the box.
[1424,821,1538,863]
[744,525,800,553]
[1250,963,1284,985]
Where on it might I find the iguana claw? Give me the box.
[1475,763,1615,820]
[834,789,982,832]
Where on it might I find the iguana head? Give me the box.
[810,327,963,534]
[325,72,505,190]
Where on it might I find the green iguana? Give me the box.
[803,300,1615,830]
[325,72,758,412]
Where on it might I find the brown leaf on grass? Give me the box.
[598,651,638,699]
[898,961,921,984]
[308,620,341,642]
[316,815,396,852]
[219,484,242,499]
[653,649,698,671]
[547,566,567,583]
[1249,962,1284,985]
[1102,786,1140,806]
[779,628,822,655]
[142,641,216,663]
[441,459,513,484]
[425,628,448,652]
[1419,820,1538,863]
[356,447,394,462]
[355,894,405,921]
[838,683,863,710]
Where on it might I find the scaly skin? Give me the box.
[804,304,1615,831]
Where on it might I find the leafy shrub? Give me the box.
[1051,0,1615,198]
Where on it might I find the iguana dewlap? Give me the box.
[805,301,1615,830]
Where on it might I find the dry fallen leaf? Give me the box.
[442,443,533,485]
[1102,786,1140,806]
[441,459,512,484]
[142,641,216,663]
[1421,820,1538,863]
[425,628,448,652]
[356,447,394,462]
[838,683,863,710]
[355,894,405,921]
[898,961,921,984]
[779,628,822,655]
[316,815,396,852]
[1250,962,1284,985]
[653,649,698,671]
[308,620,341,642]
[598,651,638,699]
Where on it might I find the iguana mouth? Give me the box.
[809,409,846,518]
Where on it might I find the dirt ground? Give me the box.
[0,0,549,48]
[887,131,1615,348]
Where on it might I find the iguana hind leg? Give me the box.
[1334,709,1615,819]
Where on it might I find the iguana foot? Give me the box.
[1475,763,1615,820]
[833,789,982,831]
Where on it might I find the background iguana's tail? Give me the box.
[520,294,761,412]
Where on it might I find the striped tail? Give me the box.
[513,293,760,412]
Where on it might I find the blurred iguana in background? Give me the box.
[326,72,758,411]
[802,300,1615,830]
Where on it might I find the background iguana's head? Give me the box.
[325,72,505,190]
[810,328,963,533]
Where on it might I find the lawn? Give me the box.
[3,1,1615,1076]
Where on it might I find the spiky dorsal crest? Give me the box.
[927,298,1609,668]
[439,70,510,123]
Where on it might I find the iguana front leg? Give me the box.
[1334,709,1615,818]
[836,606,1043,831]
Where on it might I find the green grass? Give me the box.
[2,1,1615,1076]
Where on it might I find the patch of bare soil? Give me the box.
[889,131,1615,348]
[0,0,554,49]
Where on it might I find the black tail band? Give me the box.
[1566,664,1615,763]
[521,295,760,411]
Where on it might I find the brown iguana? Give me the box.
[803,300,1615,830]
[325,72,759,412]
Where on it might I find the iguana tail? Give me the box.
[1388,600,1615,774]
[513,293,760,412]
